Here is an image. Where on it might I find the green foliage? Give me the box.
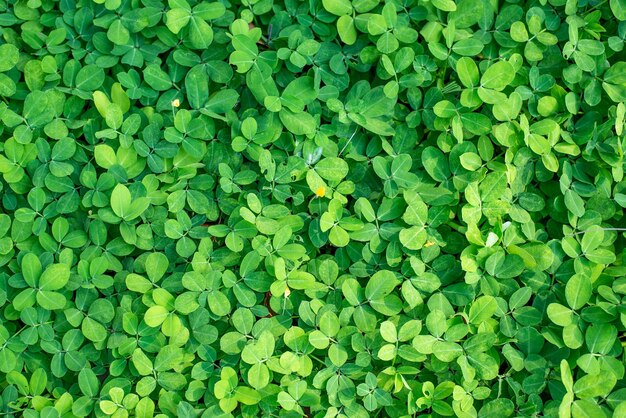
[1,0,626,417]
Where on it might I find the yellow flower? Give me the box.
[424,241,435,247]
[284,287,291,297]
[171,99,180,107]
[315,186,326,197]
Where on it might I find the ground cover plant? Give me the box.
[2,0,626,417]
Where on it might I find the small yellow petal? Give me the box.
[284,287,291,297]
[315,186,326,197]
[172,99,180,107]
[424,241,435,247]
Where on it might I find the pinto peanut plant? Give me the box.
[1,0,626,417]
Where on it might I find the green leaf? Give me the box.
[456,57,479,88]
[234,387,261,405]
[39,264,70,291]
[337,15,357,45]
[188,16,213,49]
[379,321,397,342]
[565,274,592,310]
[82,317,107,342]
[581,226,604,253]
[208,291,231,316]
[574,373,617,398]
[452,39,484,56]
[460,113,492,135]
[478,398,515,417]
[365,270,399,300]
[185,65,209,109]
[144,64,172,91]
[547,303,574,326]
[279,109,316,136]
[611,0,626,20]
[481,62,515,91]
[146,252,169,282]
[585,248,616,264]
[78,369,100,398]
[94,144,117,168]
[564,190,585,217]
[166,8,191,33]
[145,305,169,327]
[399,226,427,250]
[328,226,349,247]
[571,400,607,418]
[432,341,463,362]
[585,324,616,355]
[108,20,130,45]
[136,398,155,418]
[322,0,352,16]
[155,345,184,372]
[422,146,450,181]
[460,152,482,171]
[93,91,111,118]
[205,89,239,114]
[36,291,66,310]
[432,0,457,12]
[0,73,16,96]
[0,44,20,72]
[469,296,497,324]
[479,172,507,202]
[22,253,42,287]
[111,184,131,219]
[315,157,349,182]
[75,65,105,91]
[248,363,269,389]
[368,15,387,36]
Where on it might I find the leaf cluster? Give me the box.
[1,0,626,417]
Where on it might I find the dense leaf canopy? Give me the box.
[1,0,626,417]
